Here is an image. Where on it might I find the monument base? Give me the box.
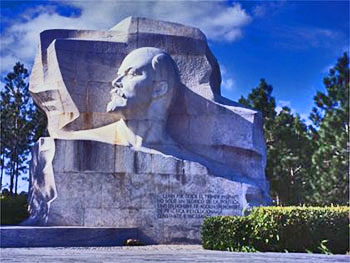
[27,139,269,244]
[0,226,138,247]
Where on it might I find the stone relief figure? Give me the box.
[25,17,271,241]
[104,47,270,199]
[106,47,179,149]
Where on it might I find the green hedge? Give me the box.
[201,206,350,254]
[0,193,29,225]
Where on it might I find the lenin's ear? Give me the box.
[151,53,171,98]
[152,81,168,98]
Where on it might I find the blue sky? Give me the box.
[214,1,349,120]
[0,1,349,190]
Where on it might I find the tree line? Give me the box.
[239,53,349,205]
[0,53,349,205]
[0,63,47,195]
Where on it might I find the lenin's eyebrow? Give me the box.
[117,67,132,76]
[124,67,133,75]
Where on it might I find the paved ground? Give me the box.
[1,245,349,263]
[0,245,350,263]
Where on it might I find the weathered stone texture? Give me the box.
[37,139,266,243]
[26,17,271,244]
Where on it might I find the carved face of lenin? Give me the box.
[107,47,177,120]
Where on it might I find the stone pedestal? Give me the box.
[0,227,137,247]
[28,138,268,244]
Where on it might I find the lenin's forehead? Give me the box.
[118,48,163,72]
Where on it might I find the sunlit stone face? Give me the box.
[106,48,160,117]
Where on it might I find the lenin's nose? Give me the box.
[112,75,123,88]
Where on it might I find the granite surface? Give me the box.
[26,139,268,243]
[26,16,271,244]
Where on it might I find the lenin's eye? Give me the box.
[126,69,138,76]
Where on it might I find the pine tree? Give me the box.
[269,107,314,204]
[309,53,349,205]
[239,78,277,120]
[0,62,47,194]
[239,79,313,205]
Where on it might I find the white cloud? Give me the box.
[1,55,19,74]
[220,65,235,91]
[0,1,252,74]
[276,100,312,126]
[276,100,292,114]
[0,79,7,92]
[342,45,350,53]
[274,25,341,50]
[278,100,291,107]
[250,2,343,51]
[300,113,313,126]
[252,1,286,18]
[222,78,234,91]
[322,64,333,74]
[0,8,85,73]
[252,5,266,17]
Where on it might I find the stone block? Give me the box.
[151,154,181,175]
[48,202,84,226]
[101,173,131,209]
[134,151,152,174]
[115,146,135,173]
[183,160,208,175]
[75,140,115,172]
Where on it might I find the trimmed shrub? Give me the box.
[0,193,29,225]
[201,206,350,254]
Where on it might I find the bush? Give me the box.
[201,206,350,254]
[0,192,29,225]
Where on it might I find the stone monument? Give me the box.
[26,17,271,244]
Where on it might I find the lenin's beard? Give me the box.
[106,94,127,112]
[106,84,128,113]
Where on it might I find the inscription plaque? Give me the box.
[156,193,241,219]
